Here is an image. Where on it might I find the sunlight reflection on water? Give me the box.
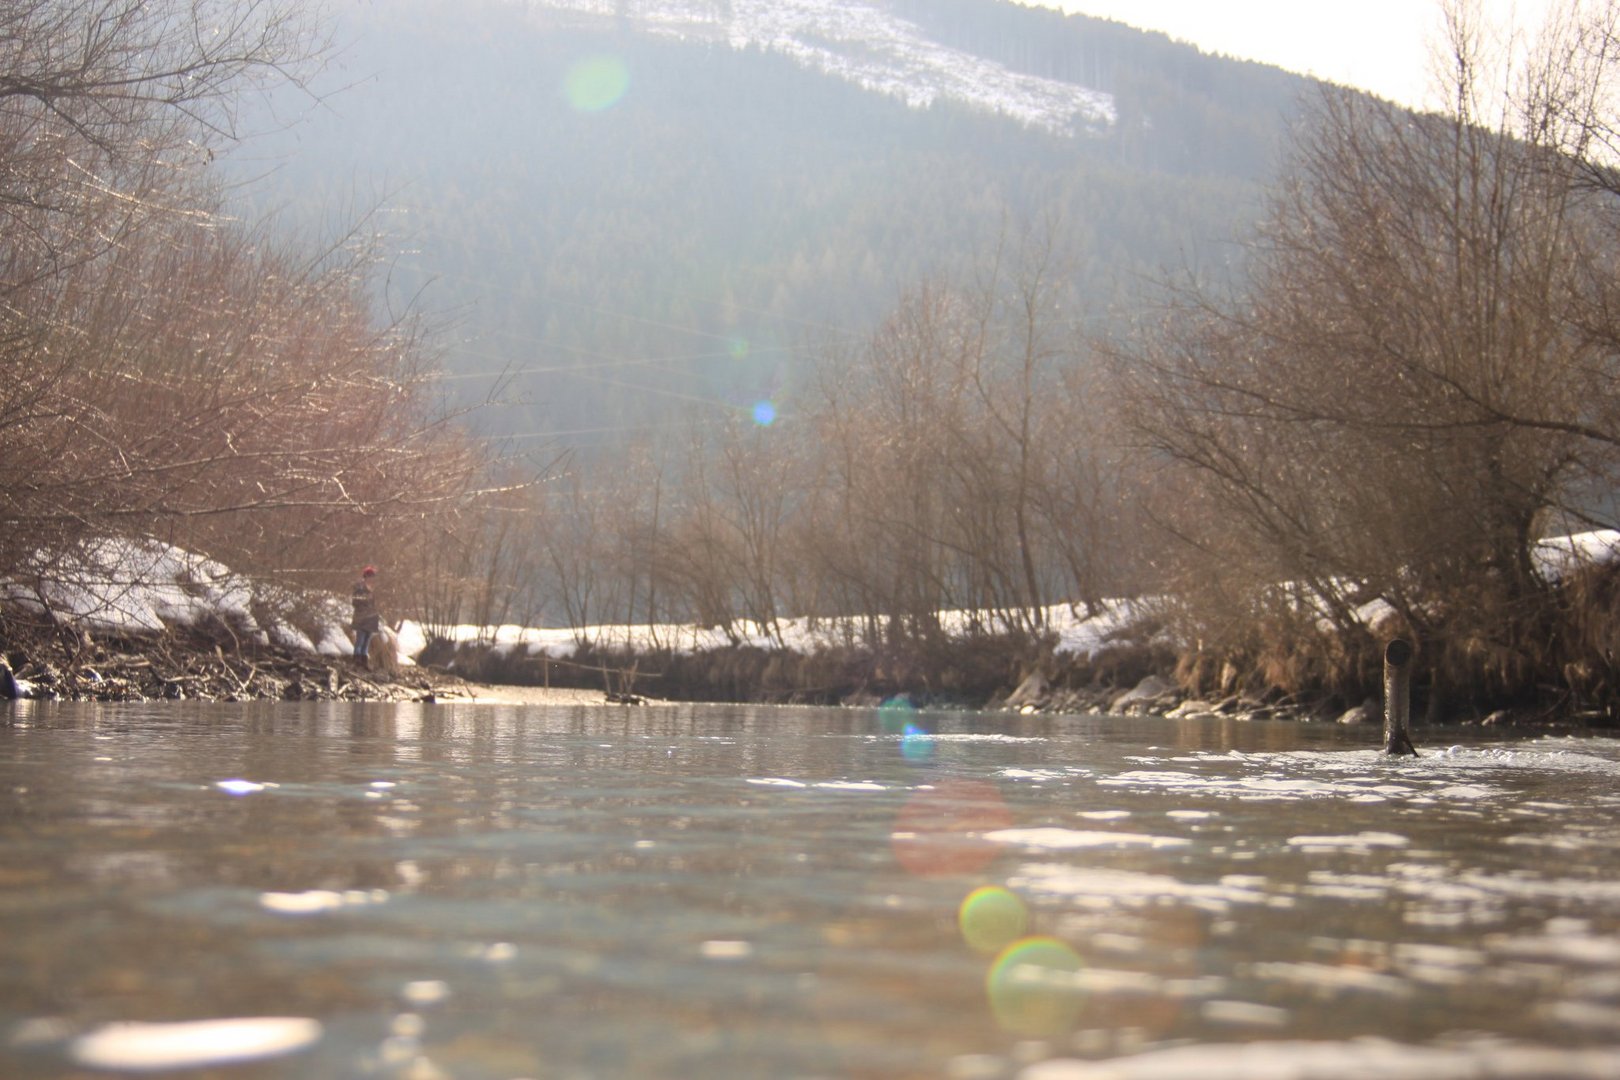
[2,703,1620,1078]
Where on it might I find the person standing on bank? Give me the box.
[351,566,382,665]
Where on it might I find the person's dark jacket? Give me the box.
[352,579,381,633]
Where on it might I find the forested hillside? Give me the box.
[232,0,1313,447]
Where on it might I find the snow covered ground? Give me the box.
[426,595,1147,663]
[0,538,356,660]
[4,530,1616,672]
[0,534,1147,669]
[525,0,1117,137]
[1534,529,1620,579]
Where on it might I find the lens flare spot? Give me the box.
[877,695,916,734]
[900,722,935,761]
[564,55,630,112]
[729,336,750,360]
[752,400,777,426]
[891,779,1013,877]
[959,886,1029,955]
[987,937,1085,1036]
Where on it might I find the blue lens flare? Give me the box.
[900,722,934,761]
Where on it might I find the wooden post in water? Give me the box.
[1383,638,1418,757]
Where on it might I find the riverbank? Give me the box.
[4,608,1615,732]
[426,633,1617,731]
[421,634,1620,735]
[0,618,618,708]
[0,603,1159,718]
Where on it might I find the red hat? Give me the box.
[362,566,376,577]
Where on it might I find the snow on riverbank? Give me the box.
[0,538,357,660]
[1534,529,1620,579]
[430,532,1620,662]
[423,595,1149,664]
[0,539,1150,672]
[6,530,1618,672]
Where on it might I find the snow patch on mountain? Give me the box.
[523,0,1115,136]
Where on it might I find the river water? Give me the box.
[3,700,1620,1079]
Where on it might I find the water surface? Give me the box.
[3,700,1620,1078]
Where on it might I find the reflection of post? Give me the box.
[1383,638,1418,757]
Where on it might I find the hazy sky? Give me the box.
[1029,1,1561,108]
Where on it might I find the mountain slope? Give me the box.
[519,0,1117,136]
[228,0,1314,447]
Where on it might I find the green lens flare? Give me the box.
[959,886,1028,955]
[565,55,630,112]
[986,937,1084,1036]
[877,695,915,734]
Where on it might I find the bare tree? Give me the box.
[0,0,510,637]
[1112,0,1620,708]
[2,1,327,575]
[0,0,322,287]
